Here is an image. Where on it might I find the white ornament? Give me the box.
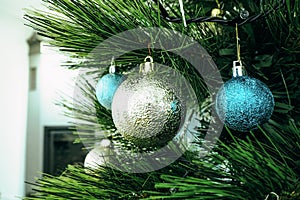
[84,139,114,169]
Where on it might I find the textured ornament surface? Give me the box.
[112,74,183,148]
[96,73,124,110]
[215,76,274,132]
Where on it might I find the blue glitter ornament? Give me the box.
[96,73,124,110]
[215,75,274,132]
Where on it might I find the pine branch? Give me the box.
[24,0,300,199]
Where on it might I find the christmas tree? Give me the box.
[24,0,299,199]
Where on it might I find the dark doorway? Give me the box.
[43,126,87,176]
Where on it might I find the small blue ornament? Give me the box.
[96,73,124,110]
[215,76,274,132]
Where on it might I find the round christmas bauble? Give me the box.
[84,139,113,169]
[95,73,124,110]
[215,76,274,132]
[112,75,183,148]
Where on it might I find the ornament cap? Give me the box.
[109,56,116,74]
[232,60,246,77]
[109,65,116,74]
[140,56,154,74]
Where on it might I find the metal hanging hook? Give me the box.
[144,55,153,63]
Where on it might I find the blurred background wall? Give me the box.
[0,1,77,199]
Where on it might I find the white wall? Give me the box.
[0,4,32,200]
[25,42,78,195]
[0,1,77,199]
[39,46,77,125]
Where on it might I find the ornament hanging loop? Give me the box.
[148,42,152,56]
[140,55,154,74]
[235,23,241,62]
[109,56,116,74]
[232,24,246,77]
[264,192,279,200]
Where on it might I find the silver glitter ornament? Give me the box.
[111,56,183,148]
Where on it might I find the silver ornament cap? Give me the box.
[232,60,246,77]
